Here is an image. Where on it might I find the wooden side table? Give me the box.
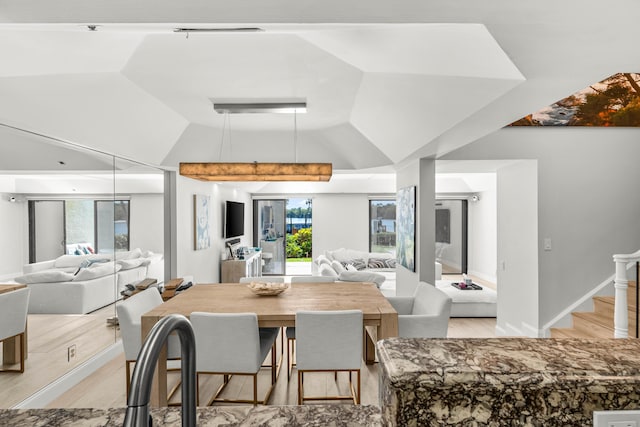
[161,278,184,301]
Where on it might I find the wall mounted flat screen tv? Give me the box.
[225,201,245,238]
[435,208,450,244]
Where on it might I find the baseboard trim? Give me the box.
[12,341,123,409]
[520,321,544,338]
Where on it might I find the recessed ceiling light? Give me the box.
[173,27,264,33]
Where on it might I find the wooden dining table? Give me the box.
[141,281,398,407]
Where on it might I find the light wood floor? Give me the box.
[47,317,498,409]
[0,305,119,409]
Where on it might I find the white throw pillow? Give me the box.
[316,254,331,266]
[338,270,386,288]
[346,264,358,272]
[116,258,145,270]
[74,262,121,281]
[318,263,338,278]
[330,260,346,274]
[14,269,75,284]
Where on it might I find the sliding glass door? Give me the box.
[253,199,286,275]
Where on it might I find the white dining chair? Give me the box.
[117,288,182,398]
[239,276,285,369]
[386,282,452,338]
[238,277,285,283]
[0,287,30,373]
[190,312,279,406]
[295,309,363,404]
[285,276,336,380]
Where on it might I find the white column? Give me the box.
[613,256,629,338]
[612,251,640,338]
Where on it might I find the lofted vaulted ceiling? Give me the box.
[0,0,639,186]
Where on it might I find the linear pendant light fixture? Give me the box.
[179,101,332,182]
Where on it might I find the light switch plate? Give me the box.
[594,410,640,427]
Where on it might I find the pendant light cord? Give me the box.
[218,113,231,161]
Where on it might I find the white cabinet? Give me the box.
[220,251,262,282]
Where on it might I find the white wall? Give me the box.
[496,160,539,336]
[442,127,640,330]
[467,179,497,283]
[129,194,164,254]
[0,195,26,280]
[175,177,252,283]
[312,194,369,258]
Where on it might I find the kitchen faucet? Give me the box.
[123,314,196,427]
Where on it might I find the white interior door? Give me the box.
[32,200,65,262]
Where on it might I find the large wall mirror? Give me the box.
[0,126,166,408]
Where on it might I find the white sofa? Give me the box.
[14,249,163,314]
[312,248,442,296]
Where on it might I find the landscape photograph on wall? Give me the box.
[510,73,640,127]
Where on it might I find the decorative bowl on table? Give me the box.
[247,281,289,296]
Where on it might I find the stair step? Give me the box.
[571,312,615,337]
[550,327,599,339]
[593,296,639,316]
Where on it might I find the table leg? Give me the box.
[3,322,27,364]
[364,326,376,365]
[141,315,168,407]
[367,311,398,364]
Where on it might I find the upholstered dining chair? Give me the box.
[285,276,336,380]
[238,276,285,368]
[238,276,285,284]
[386,282,452,338]
[117,288,182,398]
[295,309,363,404]
[0,287,30,373]
[190,312,279,406]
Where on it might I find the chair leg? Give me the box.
[287,337,296,381]
[356,370,361,404]
[271,342,277,384]
[125,361,132,398]
[253,373,258,406]
[19,333,25,373]
[297,371,303,405]
[196,373,200,406]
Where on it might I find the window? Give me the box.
[65,199,130,254]
[369,199,396,254]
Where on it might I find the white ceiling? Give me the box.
[0,1,639,192]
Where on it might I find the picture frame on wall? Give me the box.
[194,194,210,250]
[396,186,416,271]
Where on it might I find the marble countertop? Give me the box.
[0,405,382,427]
[378,337,640,387]
[378,337,640,426]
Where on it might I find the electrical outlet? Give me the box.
[67,344,76,362]
[594,410,640,427]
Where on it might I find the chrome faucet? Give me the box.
[123,314,196,427]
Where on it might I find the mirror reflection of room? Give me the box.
[0,132,166,409]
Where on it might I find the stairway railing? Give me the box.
[612,250,640,338]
